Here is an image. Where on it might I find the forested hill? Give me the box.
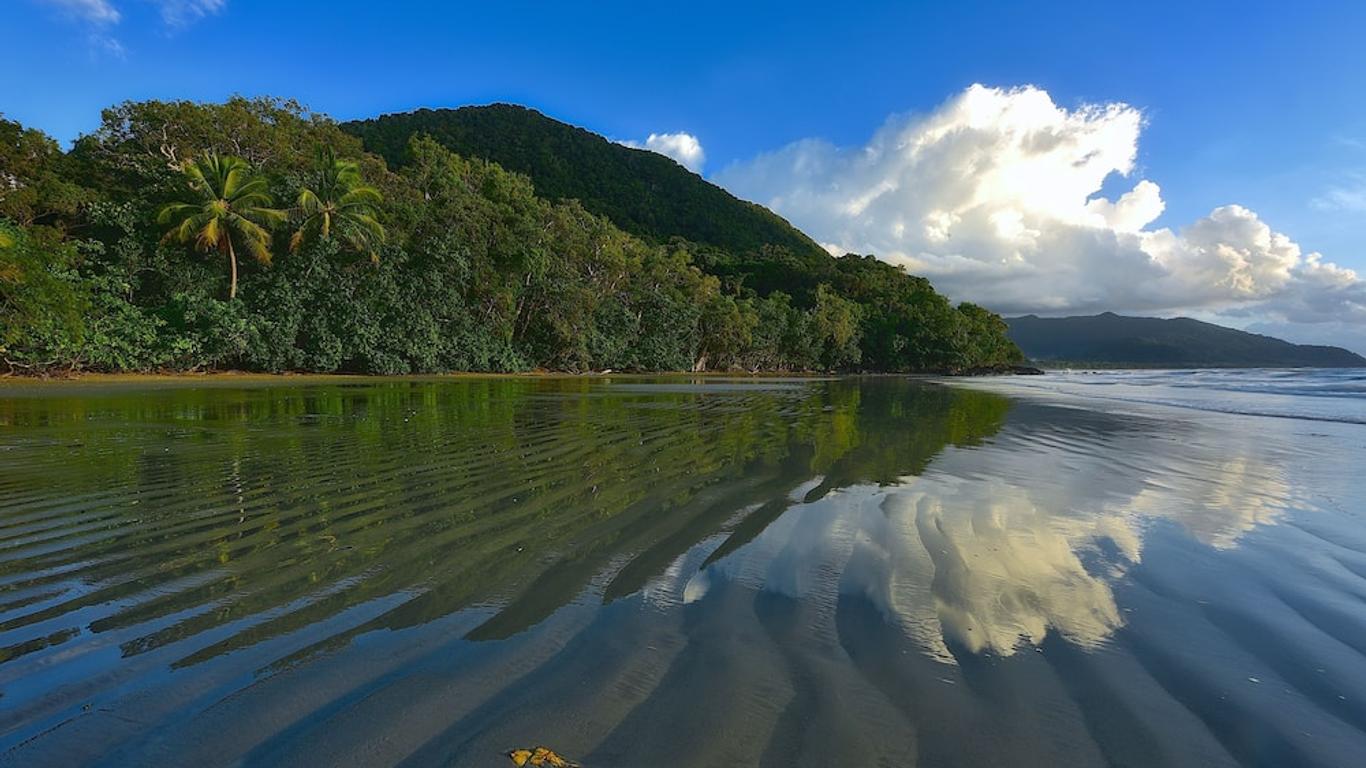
[343,105,828,263]
[1,97,1023,375]
[1007,313,1366,368]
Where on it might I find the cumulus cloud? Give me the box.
[716,84,1366,353]
[621,132,706,173]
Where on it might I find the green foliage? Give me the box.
[0,222,87,370]
[291,146,386,261]
[70,96,371,195]
[955,302,1024,368]
[828,254,1023,371]
[0,116,91,227]
[158,152,285,300]
[812,284,864,370]
[344,105,829,262]
[0,99,1022,375]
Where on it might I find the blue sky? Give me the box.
[6,0,1366,349]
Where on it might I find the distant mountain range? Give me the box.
[1006,313,1366,368]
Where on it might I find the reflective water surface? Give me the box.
[1,376,1363,767]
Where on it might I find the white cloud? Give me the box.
[39,0,225,59]
[38,0,226,32]
[40,0,121,24]
[1312,173,1366,213]
[150,0,225,26]
[621,132,706,173]
[88,31,126,59]
[716,84,1366,353]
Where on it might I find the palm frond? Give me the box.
[243,206,287,228]
[292,216,323,253]
[230,213,274,265]
[231,176,272,205]
[242,234,273,266]
[287,145,387,260]
[296,187,322,215]
[349,213,386,243]
[339,186,383,208]
[167,211,211,246]
[228,212,270,241]
[219,156,247,198]
[182,158,212,197]
[197,216,222,252]
[335,160,363,186]
[157,201,199,226]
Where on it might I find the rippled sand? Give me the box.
[1,376,1362,766]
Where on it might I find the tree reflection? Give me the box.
[0,377,1008,670]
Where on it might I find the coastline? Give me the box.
[0,368,1045,388]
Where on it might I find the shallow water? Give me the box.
[974,367,1366,424]
[0,375,1363,767]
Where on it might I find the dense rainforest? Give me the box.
[0,97,1023,375]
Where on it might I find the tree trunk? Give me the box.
[227,237,238,300]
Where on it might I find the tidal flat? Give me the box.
[1,374,1363,767]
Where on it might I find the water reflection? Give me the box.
[0,380,1003,693]
[681,398,1305,662]
[0,376,1359,767]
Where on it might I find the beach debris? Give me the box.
[506,746,581,767]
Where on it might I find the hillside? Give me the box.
[1007,313,1366,368]
[343,105,829,266]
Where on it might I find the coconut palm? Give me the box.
[291,146,385,262]
[158,153,284,300]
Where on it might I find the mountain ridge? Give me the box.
[1006,312,1365,368]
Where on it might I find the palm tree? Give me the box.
[158,153,284,300]
[290,146,385,262]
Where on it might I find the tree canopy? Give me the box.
[0,98,1022,375]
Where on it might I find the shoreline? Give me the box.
[0,368,1046,388]
[0,370,843,389]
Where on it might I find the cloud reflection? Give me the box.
[687,403,1300,662]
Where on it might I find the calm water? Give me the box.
[0,374,1363,767]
